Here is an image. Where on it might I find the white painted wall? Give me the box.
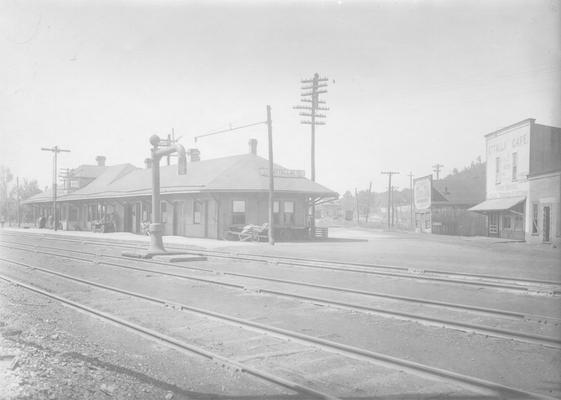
[485,120,532,233]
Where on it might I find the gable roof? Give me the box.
[432,163,486,206]
[71,164,107,179]
[23,188,54,204]
[62,164,138,201]
[23,154,337,204]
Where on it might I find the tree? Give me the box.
[13,179,41,224]
[1,165,13,219]
[339,190,355,211]
[11,178,41,201]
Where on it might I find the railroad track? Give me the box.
[0,256,557,399]
[2,230,560,295]
[1,239,560,350]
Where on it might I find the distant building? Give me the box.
[431,163,487,236]
[413,164,486,236]
[23,141,338,240]
[470,118,561,243]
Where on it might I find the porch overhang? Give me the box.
[468,196,526,213]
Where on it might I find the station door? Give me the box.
[543,206,551,243]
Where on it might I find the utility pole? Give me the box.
[193,107,275,245]
[41,146,70,231]
[381,171,399,229]
[432,163,444,180]
[266,105,275,245]
[409,171,414,230]
[392,185,399,227]
[366,181,372,224]
[294,73,329,237]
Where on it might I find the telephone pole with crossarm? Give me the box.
[41,146,70,231]
[294,73,329,237]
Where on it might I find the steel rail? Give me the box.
[0,235,553,295]
[2,231,560,291]
[231,251,561,287]
[1,241,544,321]
[0,258,556,400]
[0,273,338,400]
[4,246,561,348]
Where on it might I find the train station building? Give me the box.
[23,140,338,241]
[469,118,561,243]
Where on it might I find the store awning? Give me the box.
[468,196,526,212]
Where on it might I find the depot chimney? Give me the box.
[188,148,200,162]
[248,138,257,155]
[96,156,106,167]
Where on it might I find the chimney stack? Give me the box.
[188,148,200,162]
[248,138,258,155]
[96,155,106,167]
[144,158,152,169]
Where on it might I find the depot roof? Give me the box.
[23,154,337,204]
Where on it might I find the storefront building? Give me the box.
[470,118,561,242]
[527,171,561,244]
[413,165,486,236]
[23,143,338,241]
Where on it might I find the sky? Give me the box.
[1,0,560,195]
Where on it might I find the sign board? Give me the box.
[414,175,432,211]
[259,168,305,178]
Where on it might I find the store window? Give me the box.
[512,152,518,181]
[495,157,501,184]
[193,200,202,224]
[502,215,511,229]
[532,203,538,234]
[283,201,295,225]
[232,200,246,225]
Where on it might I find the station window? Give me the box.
[532,203,538,234]
[283,201,295,225]
[512,152,518,181]
[495,157,501,185]
[193,200,202,224]
[502,215,511,229]
[232,200,246,225]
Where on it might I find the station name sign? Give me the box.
[259,168,306,178]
